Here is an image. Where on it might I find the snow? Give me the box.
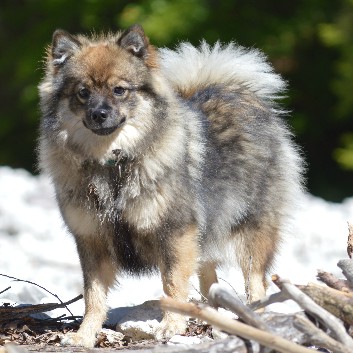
[0,166,350,320]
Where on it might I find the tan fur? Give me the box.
[198,262,218,300]
[156,225,199,339]
[38,25,303,348]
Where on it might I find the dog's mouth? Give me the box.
[90,125,119,136]
[83,117,126,136]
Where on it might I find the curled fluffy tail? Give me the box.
[159,41,286,101]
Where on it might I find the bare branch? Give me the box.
[317,270,352,293]
[249,291,289,311]
[0,294,83,322]
[337,259,353,288]
[347,222,353,259]
[0,286,11,295]
[160,297,315,353]
[208,283,270,331]
[0,273,75,317]
[297,282,353,325]
[293,314,353,353]
[272,274,353,347]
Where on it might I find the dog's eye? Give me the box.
[78,88,90,100]
[113,87,126,96]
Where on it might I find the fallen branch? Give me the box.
[160,297,314,353]
[248,290,289,311]
[317,270,352,293]
[297,282,353,325]
[293,313,353,353]
[0,294,83,322]
[208,283,270,331]
[337,259,353,288]
[272,274,353,347]
[0,274,75,317]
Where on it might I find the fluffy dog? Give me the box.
[38,24,303,347]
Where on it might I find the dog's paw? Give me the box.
[61,332,96,348]
[154,313,187,341]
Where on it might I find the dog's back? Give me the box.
[160,41,303,301]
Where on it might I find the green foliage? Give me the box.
[1,0,353,201]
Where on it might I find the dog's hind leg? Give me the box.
[235,225,280,304]
[155,225,199,341]
[61,236,117,348]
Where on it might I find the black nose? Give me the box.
[91,109,108,123]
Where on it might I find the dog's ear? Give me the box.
[51,29,81,66]
[118,24,147,58]
[118,24,158,68]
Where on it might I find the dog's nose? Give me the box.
[91,109,108,124]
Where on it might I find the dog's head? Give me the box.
[39,25,166,162]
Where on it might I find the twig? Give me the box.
[293,314,353,353]
[245,256,253,303]
[317,270,352,293]
[337,259,353,288]
[0,286,11,295]
[248,291,289,311]
[347,222,353,259]
[0,294,83,322]
[191,283,208,302]
[218,277,245,304]
[272,274,353,347]
[160,297,314,353]
[0,273,75,316]
[208,283,270,331]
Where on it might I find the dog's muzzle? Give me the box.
[84,109,126,136]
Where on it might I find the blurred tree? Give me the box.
[0,0,352,201]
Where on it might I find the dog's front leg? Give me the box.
[61,236,116,348]
[155,226,199,340]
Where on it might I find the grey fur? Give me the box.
[38,25,303,348]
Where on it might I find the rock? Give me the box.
[113,300,162,340]
[97,328,125,345]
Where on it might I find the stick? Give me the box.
[160,297,314,353]
[293,314,353,353]
[0,294,83,322]
[0,273,75,316]
[337,259,353,288]
[248,291,289,311]
[272,275,353,347]
[208,283,270,331]
[297,282,353,325]
[0,286,11,295]
[317,270,352,293]
[347,222,353,259]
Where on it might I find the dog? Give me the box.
[38,24,303,347]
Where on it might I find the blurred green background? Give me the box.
[1,0,353,201]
